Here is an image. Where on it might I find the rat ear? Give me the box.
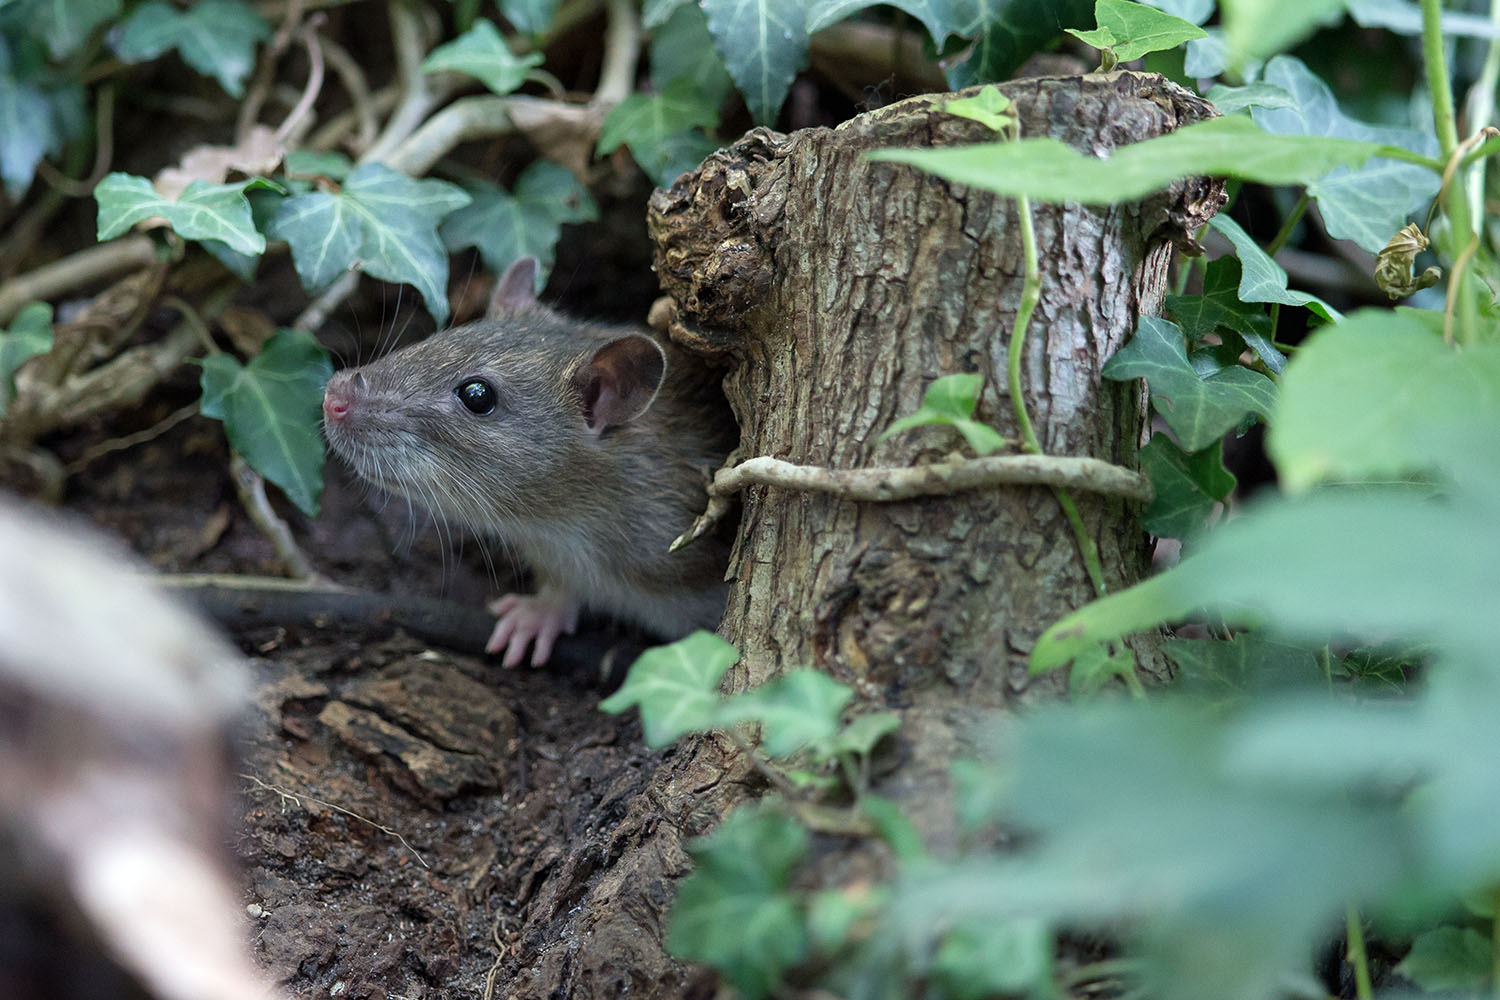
[575,335,667,436]
[486,257,541,317]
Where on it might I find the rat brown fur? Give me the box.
[322,258,735,665]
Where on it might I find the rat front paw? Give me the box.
[485,587,581,668]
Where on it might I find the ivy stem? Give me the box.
[1009,192,1108,598]
[1264,191,1308,258]
[1420,0,1478,345]
[1345,904,1374,1000]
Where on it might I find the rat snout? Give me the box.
[322,370,366,422]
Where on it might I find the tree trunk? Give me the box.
[509,71,1224,999]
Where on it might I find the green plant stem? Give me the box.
[1491,887,1500,999]
[1345,904,1374,1000]
[1008,193,1107,597]
[1265,191,1308,258]
[1421,0,1478,346]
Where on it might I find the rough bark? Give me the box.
[509,71,1224,999]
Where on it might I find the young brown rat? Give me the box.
[322,258,735,666]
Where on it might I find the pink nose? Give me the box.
[322,371,361,421]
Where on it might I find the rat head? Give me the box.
[322,258,669,534]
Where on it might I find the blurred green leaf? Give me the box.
[498,0,559,36]
[716,670,853,758]
[268,163,469,324]
[0,70,53,199]
[96,172,268,255]
[833,711,901,758]
[1067,642,1139,695]
[650,3,735,107]
[644,0,692,28]
[283,150,352,181]
[871,115,1390,206]
[112,0,270,96]
[932,918,1052,1000]
[31,0,120,60]
[1164,635,1320,696]
[599,630,740,747]
[1103,317,1276,452]
[1252,56,1440,254]
[1396,926,1492,992]
[0,302,53,418]
[1206,82,1297,114]
[420,20,543,96]
[701,0,807,123]
[199,329,331,517]
[669,804,809,999]
[1220,0,1343,71]
[1268,309,1500,493]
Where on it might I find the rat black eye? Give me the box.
[456,379,496,415]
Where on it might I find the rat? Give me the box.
[321,257,736,667]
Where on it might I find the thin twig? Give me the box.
[62,401,199,477]
[241,772,430,869]
[318,35,379,153]
[274,17,328,146]
[0,235,158,325]
[361,1,436,164]
[237,0,305,142]
[592,0,640,107]
[34,84,116,197]
[229,451,326,582]
[292,270,359,331]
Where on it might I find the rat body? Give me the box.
[322,258,735,666]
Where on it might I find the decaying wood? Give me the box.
[508,71,1225,1000]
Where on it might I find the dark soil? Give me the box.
[64,392,664,999]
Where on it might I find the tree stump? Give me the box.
[509,71,1224,999]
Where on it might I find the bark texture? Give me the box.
[509,72,1224,999]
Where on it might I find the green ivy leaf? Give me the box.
[268,163,470,325]
[1103,318,1276,452]
[199,328,332,517]
[1205,82,1297,114]
[714,670,853,758]
[701,0,807,123]
[669,804,809,1000]
[1166,258,1285,373]
[498,0,559,36]
[283,149,352,181]
[832,711,901,758]
[112,0,271,97]
[599,630,740,747]
[1165,635,1321,696]
[1067,0,1206,64]
[0,70,54,199]
[597,77,719,186]
[807,0,979,46]
[932,918,1053,1000]
[1268,310,1500,493]
[881,372,1007,455]
[420,20,543,96]
[34,0,121,60]
[1138,435,1234,540]
[944,0,1094,87]
[1252,56,1440,254]
[441,161,597,287]
[0,302,53,418]
[808,885,885,951]
[1067,643,1139,695]
[1209,216,1341,323]
[95,172,268,256]
[650,2,735,108]
[1396,926,1492,992]
[944,85,1012,132]
[870,115,1390,207]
